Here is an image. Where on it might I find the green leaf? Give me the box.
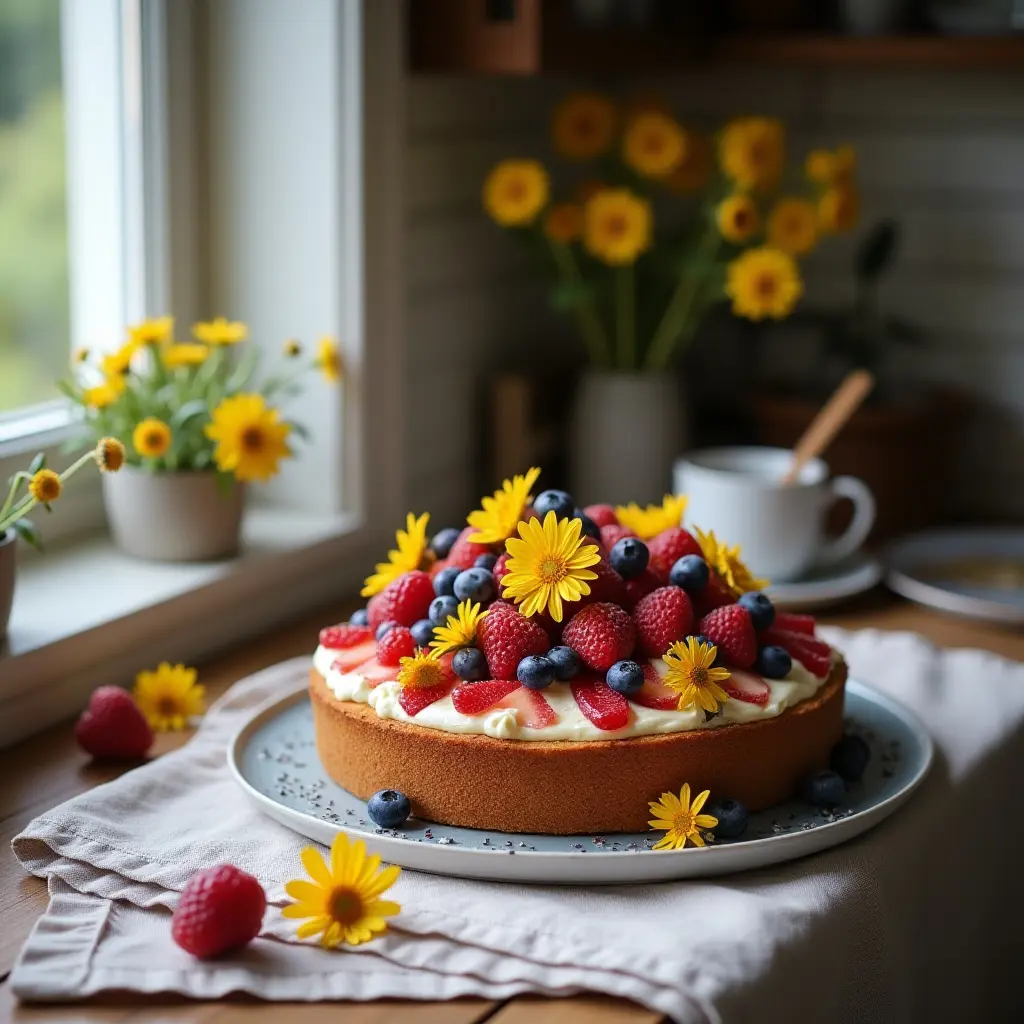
[856,219,899,282]
[169,399,210,431]
[287,419,311,441]
[226,345,261,393]
[549,279,596,312]
[27,452,46,474]
[12,518,43,551]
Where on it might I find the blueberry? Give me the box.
[429,595,459,626]
[349,608,369,627]
[609,537,650,580]
[830,734,871,783]
[367,789,411,828]
[517,654,556,689]
[533,489,574,521]
[738,591,775,631]
[688,634,717,664]
[429,527,460,559]
[452,646,488,681]
[606,659,644,696]
[669,554,709,594]
[547,645,581,681]
[474,552,498,571]
[573,509,600,540]
[410,618,435,648]
[708,798,749,839]
[453,567,496,604]
[433,565,461,598]
[801,769,847,808]
[375,620,399,641]
[756,644,792,679]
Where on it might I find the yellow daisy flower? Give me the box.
[614,494,688,542]
[663,130,712,194]
[133,418,172,459]
[501,511,600,622]
[316,336,343,383]
[193,317,248,346]
[767,198,818,256]
[162,343,209,369]
[204,393,292,483]
[128,316,174,345]
[695,527,768,594]
[397,649,447,690]
[662,637,732,713]
[81,375,125,409]
[583,189,652,267]
[283,833,400,949]
[543,203,583,245]
[483,160,549,228]
[284,339,302,358]
[726,246,803,321]
[29,469,61,504]
[429,600,489,659]
[720,117,784,192]
[93,437,126,472]
[622,112,686,178]
[716,194,760,244]
[101,338,141,377]
[818,184,860,234]
[361,512,431,598]
[551,92,616,161]
[648,783,718,851]
[133,662,205,732]
[467,466,541,545]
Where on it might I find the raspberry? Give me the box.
[319,623,373,649]
[429,556,453,578]
[493,551,512,590]
[583,504,619,528]
[377,626,415,666]
[693,571,737,618]
[74,687,153,760]
[570,677,630,731]
[622,567,661,610]
[600,523,636,551]
[562,602,636,671]
[698,604,758,669]
[759,627,831,676]
[579,558,627,608]
[171,865,266,959]
[647,527,702,581]
[449,527,494,570]
[477,603,549,679]
[367,571,435,628]
[633,586,694,657]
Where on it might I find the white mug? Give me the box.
[673,447,876,583]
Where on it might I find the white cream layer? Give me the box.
[313,645,838,743]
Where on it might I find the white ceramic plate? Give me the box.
[229,680,932,885]
[765,553,883,611]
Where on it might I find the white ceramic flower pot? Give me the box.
[569,371,687,507]
[0,529,15,641]
[103,467,245,562]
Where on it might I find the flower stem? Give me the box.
[548,239,610,368]
[0,472,29,522]
[617,264,635,370]
[0,449,98,534]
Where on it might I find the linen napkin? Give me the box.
[11,628,1024,1023]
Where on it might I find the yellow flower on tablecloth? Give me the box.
[623,112,686,178]
[397,648,447,690]
[726,247,802,321]
[133,418,172,459]
[663,130,712,194]
[583,189,652,266]
[544,203,584,245]
[767,198,818,256]
[662,637,732,714]
[82,374,126,409]
[483,160,549,228]
[818,184,860,234]
[133,662,205,732]
[648,784,718,851]
[467,466,541,545]
[429,600,489,659]
[716,194,760,244]
[316,336,343,383]
[615,494,688,541]
[695,527,768,594]
[128,316,174,346]
[361,511,431,598]
[204,393,292,482]
[162,343,209,369]
[193,317,248,346]
[720,117,784,192]
[29,469,61,504]
[283,833,400,949]
[551,92,616,161]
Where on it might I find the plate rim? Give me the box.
[766,555,883,606]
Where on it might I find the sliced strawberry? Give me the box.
[398,682,452,716]
[761,628,832,677]
[722,668,771,705]
[571,678,631,731]
[434,650,458,681]
[773,611,816,635]
[352,656,401,686]
[328,639,378,672]
[451,679,521,716]
[319,624,374,649]
[631,663,680,711]
[497,687,557,729]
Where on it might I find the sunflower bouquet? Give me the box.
[482,93,859,371]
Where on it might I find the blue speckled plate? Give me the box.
[229,681,932,884]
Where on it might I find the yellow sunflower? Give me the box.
[93,437,126,472]
[397,649,447,690]
[551,92,616,161]
[361,512,431,598]
[429,600,489,659]
[622,112,686,179]
[204,393,292,482]
[483,160,549,227]
[501,511,601,622]
[726,246,802,321]
[716,194,760,244]
[133,418,172,459]
[614,494,688,541]
[720,117,784,192]
[82,375,125,409]
[543,203,583,245]
[193,317,248,345]
[648,783,718,851]
[316,336,343,383]
[767,198,818,256]
[162,343,209,369]
[467,466,541,545]
[284,833,400,949]
[818,184,860,234]
[695,527,768,594]
[101,338,141,377]
[663,130,712,194]
[583,189,652,267]
[133,662,205,732]
[128,316,174,346]
[662,637,731,713]
[29,469,61,504]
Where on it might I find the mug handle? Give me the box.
[816,476,876,567]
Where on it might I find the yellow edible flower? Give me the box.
[133,662,205,732]
[726,247,803,321]
[661,637,732,714]
[614,494,688,541]
[551,92,616,161]
[128,316,174,346]
[622,112,686,178]
[720,117,784,192]
[695,527,768,594]
[82,375,125,409]
[133,418,172,459]
[767,198,818,256]
[397,649,447,690]
[93,437,126,472]
[716,194,760,244]
[204,393,292,482]
[467,466,541,545]
[316,336,343,383]
[583,189,652,266]
[193,317,248,346]
[483,160,549,228]
[361,512,431,598]
[29,469,61,504]
[429,600,488,659]
[162,343,209,369]
[648,784,718,851]
[818,184,860,234]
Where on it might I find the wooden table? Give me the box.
[2,591,1021,1023]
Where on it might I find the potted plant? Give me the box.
[482,95,858,505]
[62,317,339,562]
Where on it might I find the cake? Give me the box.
[310,471,846,836]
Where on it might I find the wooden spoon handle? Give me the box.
[782,370,875,485]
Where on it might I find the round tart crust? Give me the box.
[309,662,847,835]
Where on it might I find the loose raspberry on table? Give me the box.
[633,586,694,657]
[562,602,636,671]
[74,687,153,760]
[367,571,435,628]
[171,864,266,959]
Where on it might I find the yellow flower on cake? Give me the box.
[623,112,686,179]
[397,648,447,690]
[501,511,600,622]
[429,600,489,659]
[544,203,583,245]
[133,662,205,732]
[614,494,688,541]
[361,512,431,597]
[133,418,173,459]
[726,247,802,321]
[29,469,61,505]
[162,343,209,369]
[648,783,718,851]
[205,393,292,482]
[716,194,759,244]
[551,92,616,161]
[664,130,712,194]
[818,184,860,234]
[584,189,652,266]
[128,316,174,346]
[483,160,549,228]
[467,466,541,545]
[695,527,768,594]
[82,374,125,409]
[662,637,732,714]
[93,437,126,473]
[193,317,248,346]
[767,198,818,256]
[720,117,784,192]
[316,337,343,383]
[284,833,400,949]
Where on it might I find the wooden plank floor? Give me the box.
[2,589,1021,1022]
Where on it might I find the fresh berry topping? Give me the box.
[449,527,494,570]
[622,567,661,609]
[574,557,627,609]
[669,554,709,594]
[737,591,775,631]
[606,659,644,695]
[721,668,771,705]
[600,523,636,551]
[647,526,702,580]
[377,626,415,666]
[633,586,695,657]
[698,605,758,668]
[756,644,792,679]
[517,654,556,689]
[759,627,832,677]
[74,687,153,760]
[583,504,619,528]
[546,645,581,681]
[171,865,266,959]
[474,552,499,571]
[349,608,369,627]
[428,556,452,578]
[319,623,374,650]
[496,686,557,728]
[410,618,436,648]
[609,537,649,580]
[492,551,512,588]
[570,678,631,731]
[429,527,461,559]
[707,798,749,839]
[631,663,681,710]
[573,509,601,540]
[451,679,522,715]
[351,657,401,685]
[367,789,411,828]
[375,620,400,641]
[328,639,378,672]
[692,571,737,617]
[476,603,550,679]
[774,611,816,635]
[562,602,636,671]
[369,570,435,627]
[533,489,574,520]
[830,734,871,783]
[801,769,846,808]
[453,567,496,604]
[452,646,488,681]
[398,682,452,716]
[433,565,461,597]
[429,595,459,626]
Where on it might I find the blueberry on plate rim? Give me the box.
[367,789,411,829]
[707,798,749,839]
[801,769,847,808]
[830,734,871,783]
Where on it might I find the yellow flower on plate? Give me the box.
[818,184,860,234]
[316,336,343,383]
[483,160,549,228]
[193,317,248,346]
[622,112,686,178]
[361,512,431,598]
[720,117,784,192]
[133,418,172,459]
[614,494,688,541]
[551,92,616,161]
[204,393,293,482]
[93,436,126,472]
[429,600,489,659]
[283,833,400,949]
[501,511,601,622]
[662,637,732,713]
[583,189,652,267]
[648,783,718,851]
[133,662,205,732]
[29,469,61,504]
[467,466,541,545]
[726,246,803,321]
[82,375,125,409]
[695,527,768,594]
[128,316,174,346]
[162,343,209,369]
[543,203,583,245]
[767,198,818,256]
[102,338,142,378]
[397,649,447,690]
[716,194,760,244]
[663,130,712,194]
